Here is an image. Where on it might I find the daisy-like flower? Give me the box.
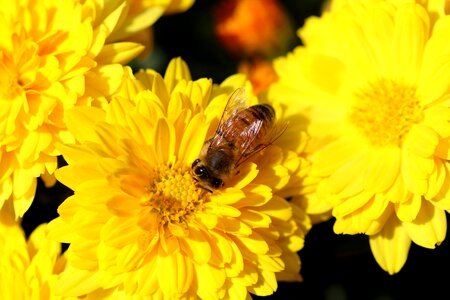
[0,0,145,218]
[47,58,310,299]
[0,213,67,299]
[269,0,450,274]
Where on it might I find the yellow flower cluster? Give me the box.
[2,0,450,298]
[0,0,144,218]
[0,0,195,219]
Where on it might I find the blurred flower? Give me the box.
[47,58,310,299]
[213,0,295,58]
[0,213,67,299]
[0,0,144,218]
[269,0,450,274]
[238,59,278,96]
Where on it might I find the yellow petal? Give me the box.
[384,170,409,203]
[136,257,159,295]
[209,188,246,209]
[403,201,447,249]
[135,70,170,106]
[115,243,145,271]
[178,113,208,165]
[364,147,400,193]
[310,138,364,177]
[369,215,411,275]
[165,0,195,14]
[54,265,99,297]
[214,216,252,236]
[326,159,366,198]
[96,42,144,64]
[164,57,192,93]
[233,233,269,255]
[227,163,260,190]
[426,158,447,200]
[100,0,127,36]
[395,194,422,222]
[392,3,428,82]
[227,282,248,300]
[423,105,450,140]
[13,171,36,218]
[208,231,233,267]
[332,191,373,219]
[46,217,76,243]
[404,124,439,158]
[109,7,165,41]
[258,195,292,220]
[154,118,176,164]
[362,3,395,76]
[180,226,211,264]
[205,202,242,218]
[401,147,428,195]
[196,263,226,299]
[157,248,193,297]
[333,205,392,235]
[240,209,272,229]
[418,16,450,104]
[249,269,278,296]
[55,160,103,189]
[64,106,106,144]
[85,64,125,98]
[361,193,390,221]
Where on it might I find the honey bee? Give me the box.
[192,87,288,191]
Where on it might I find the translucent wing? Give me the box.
[234,120,289,167]
[209,87,249,149]
[218,87,248,128]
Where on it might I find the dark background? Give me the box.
[22,1,450,299]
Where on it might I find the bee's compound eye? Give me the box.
[191,159,201,169]
[194,166,208,178]
[211,178,223,189]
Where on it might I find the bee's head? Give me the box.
[191,159,224,190]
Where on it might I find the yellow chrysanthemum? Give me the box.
[47,58,310,299]
[0,0,145,218]
[0,213,67,299]
[269,0,450,274]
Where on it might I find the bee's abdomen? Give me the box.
[248,104,275,124]
[233,104,275,139]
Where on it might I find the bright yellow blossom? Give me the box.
[269,0,450,274]
[0,0,144,218]
[0,213,67,299]
[47,58,310,299]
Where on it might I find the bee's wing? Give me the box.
[235,120,289,167]
[209,87,249,149]
[218,87,248,127]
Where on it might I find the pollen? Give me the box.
[143,164,208,227]
[349,79,423,147]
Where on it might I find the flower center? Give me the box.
[349,79,423,147]
[144,164,208,227]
